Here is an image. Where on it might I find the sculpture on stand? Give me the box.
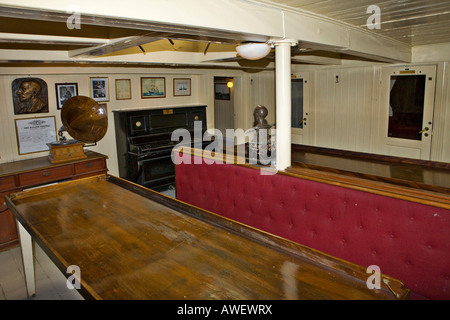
[248,105,275,165]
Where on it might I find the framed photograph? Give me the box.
[173,78,191,96]
[141,77,165,98]
[12,77,49,114]
[89,77,109,102]
[15,116,57,155]
[55,83,78,109]
[115,79,131,100]
[215,83,230,100]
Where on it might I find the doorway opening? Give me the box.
[380,65,436,160]
[214,77,235,139]
[291,78,304,129]
[290,74,309,145]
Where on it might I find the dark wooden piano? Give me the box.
[113,105,207,191]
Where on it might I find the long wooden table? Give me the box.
[6,174,409,300]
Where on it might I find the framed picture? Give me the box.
[12,77,49,114]
[15,116,57,155]
[115,79,131,100]
[89,77,109,102]
[173,78,191,96]
[141,77,165,98]
[215,83,230,100]
[55,83,78,109]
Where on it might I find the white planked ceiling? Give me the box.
[252,0,450,46]
[0,0,448,67]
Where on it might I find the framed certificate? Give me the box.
[15,116,57,155]
[115,79,131,100]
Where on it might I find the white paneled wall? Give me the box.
[439,62,450,162]
[0,76,18,163]
[313,66,374,153]
[0,66,276,176]
[297,62,449,162]
[246,71,276,129]
[0,67,217,176]
[1,62,449,171]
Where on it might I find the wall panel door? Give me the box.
[214,77,235,140]
[378,65,436,160]
[291,72,310,145]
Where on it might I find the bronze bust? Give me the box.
[253,105,272,130]
[249,105,274,165]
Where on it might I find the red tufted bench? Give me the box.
[175,152,450,300]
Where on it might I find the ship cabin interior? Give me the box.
[0,0,450,301]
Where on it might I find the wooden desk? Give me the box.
[6,174,409,300]
[0,151,108,251]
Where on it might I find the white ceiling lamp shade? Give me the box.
[236,42,271,60]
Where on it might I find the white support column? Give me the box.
[270,39,297,171]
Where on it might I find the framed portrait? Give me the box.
[89,77,109,102]
[12,77,49,114]
[115,79,131,100]
[215,83,230,100]
[15,116,57,155]
[55,83,78,109]
[173,78,191,97]
[141,77,165,98]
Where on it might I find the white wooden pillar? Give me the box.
[269,39,297,171]
[17,221,36,298]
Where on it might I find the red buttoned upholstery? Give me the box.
[175,154,450,300]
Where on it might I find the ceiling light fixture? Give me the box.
[236,42,271,60]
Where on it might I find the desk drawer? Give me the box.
[74,159,106,175]
[19,165,73,187]
[0,176,16,191]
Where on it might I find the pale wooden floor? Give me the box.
[0,243,84,300]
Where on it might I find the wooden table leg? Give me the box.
[17,220,36,298]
